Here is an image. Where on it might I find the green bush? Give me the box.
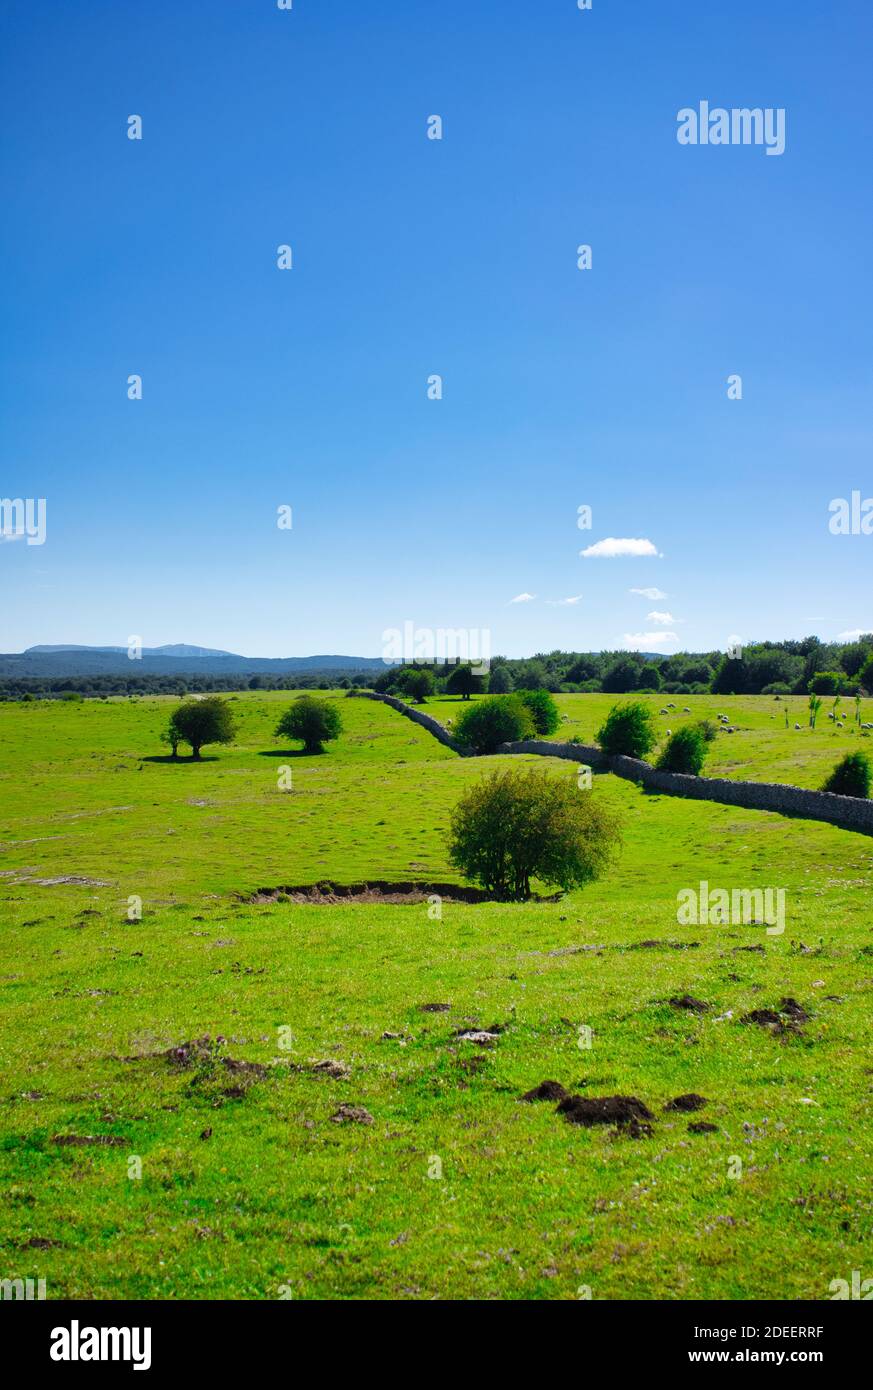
[396,667,434,703]
[596,701,656,760]
[275,695,343,754]
[762,682,792,695]
[448,765,621,900]
[656,725,708,775]
[822,751,871,799]
[516,688,560,736]
[487,665,514,694]
[861,653,873,692]
[453,696,534,753]
[809,671,843,695]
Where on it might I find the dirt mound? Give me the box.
[668,994,709,1013]
[558,1094,653,1128]
[780,997,810,1022]
[521,1080,570,1103]
[331,1103,373,1125]
[665,1093,708,1112]
[688,1121,718,1134]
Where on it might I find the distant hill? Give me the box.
[1,645,393,678]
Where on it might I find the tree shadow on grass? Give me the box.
[257,748,324,758]
[142,754,221,764]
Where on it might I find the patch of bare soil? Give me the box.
[419,1002,451,1013]
[668,994,710,1013]
[688,1121,718,1134]
[665,1093,708,1112]
[521,1080,570,1103]
[630,940,701,951]
[51,1134,128,1147]
[246,880,493,904]
[331,1103,373,1125]
[558,1095,653,1130]
[18,875,115,887]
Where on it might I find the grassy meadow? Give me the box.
[1,690,871,1300]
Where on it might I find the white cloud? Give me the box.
[580,537,660,559]
[647,610,680,625]
[837,628,873,641]
[546,594,583,606]
[630,586,667,600]
[509,592,536,604]
[623,631,680,649]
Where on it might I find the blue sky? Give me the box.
[1,0,871,658]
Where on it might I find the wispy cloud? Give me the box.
[509,592,536,604]
[647,610,680,625]
[837,627,873,641]
[546,594,583,606]
[623,631,680,648]
[630,586,666,600]
[581,538,660,559]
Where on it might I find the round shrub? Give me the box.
[656,724,708,775]
[516,688,560,736]
[596,701,656,760]
[448,765,621,900]
[275,695,343,754]
[453,695,534,754]
[809,672,843,695]
[822,751,871,799]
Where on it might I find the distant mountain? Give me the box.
[2,645,393,678]
[26,643,235,658]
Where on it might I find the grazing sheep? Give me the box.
[665,729,672,736]
[795,723,801,730]
[659,708,668,715]
[683,706,691,713]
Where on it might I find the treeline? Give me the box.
[371,636,873,698]
[0,671,373,701]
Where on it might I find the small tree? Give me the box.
[453,695,535,753]
[656,725,708,775]
[167,696,237,760]
[516,688,560,736]
[596,702,656,760]
[808,693,823,729]
[161,710,183,758]
[275,695,343,754]
[446,663,486,700]
[488,665,514,694]
[823,751,871,799]
[396,667,435,704]
[448,766,621,900]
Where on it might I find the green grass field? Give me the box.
[1,691,871,1299]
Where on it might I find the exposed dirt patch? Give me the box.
[308,1059,350,1080]
[19,875,115,887]
[743,1008,782,1026]
[419,1002,451,1013]
[331,1103,373,1125]
[558,1095,653,1129]
[780,997,810,1022]
[665,1093,708,1112]
[51,1134,128,1147]
[630,939,701,951]
[247,880,493,905]
[688,1121,719,1134]
[521,1080,570,1103]
[668,994,709,1013]
[454,1030,500,1045]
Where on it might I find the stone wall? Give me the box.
[353,692,873,834]
[608,755,873,834]
[348,690,471,754]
